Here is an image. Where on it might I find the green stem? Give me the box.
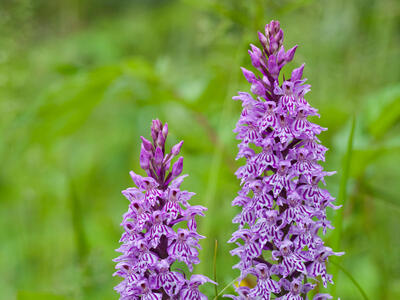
[213,239,218,298]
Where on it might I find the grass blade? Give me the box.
[213,239,218,297]
[330,260,369,300]
[68,176,91,297]
[329,115,356,296]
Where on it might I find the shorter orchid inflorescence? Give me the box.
[114,120,215,300]
[226,21,344,299]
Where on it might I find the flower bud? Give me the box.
[162,122,168,139]
[171,141,184,156]
[151,119,162,142]
[172,157,184,177]
[250,81,265,96]
[291,63,305,81]
[276,47,286,64]
[258,32,268,50]
[241,67,257,84]
[249,44,263,68]
[154,147,163,166]
[267,55,279,79]
[140,145,151,170]
[156,132,165,149]
[140,136,153,152]
[285,45,298,63]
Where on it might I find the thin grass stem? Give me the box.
[213,277,240,300]
[330,260,369,300]
[329,115,356,296]
[213,239,219,297]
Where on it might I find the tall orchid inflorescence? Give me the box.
[227,21,344,299]
[114,120,215,300]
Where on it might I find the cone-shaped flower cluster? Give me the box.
[227,21,344,299]
[114,120,215,299]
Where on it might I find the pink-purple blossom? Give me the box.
[114,120,215,299]
[227,20,344,299]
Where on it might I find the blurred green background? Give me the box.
[1,0,399,299]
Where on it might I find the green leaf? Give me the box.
[30,64,122,142]
[350,146,400,178]
[181,0,250,27]
[366,85,400,139]
[54,63,80,75]
[123,57,158,82]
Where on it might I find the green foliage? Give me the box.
[367,85,400,139]
[17,291,69,300]
[0,0,399,299]
[330,261,369,300]
[328,116,355,297]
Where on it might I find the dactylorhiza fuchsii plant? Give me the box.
[226,21,344,299]
[114,120,215,299]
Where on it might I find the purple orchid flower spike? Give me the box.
[114,120,215,299]
[226,20,344,299]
